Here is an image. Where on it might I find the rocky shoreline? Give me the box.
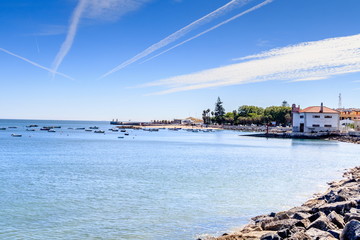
[327,135,360,144]
[203,167,360,240]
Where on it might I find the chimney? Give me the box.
[320,102,324,113]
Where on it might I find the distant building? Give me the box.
[292,103,340,133]
[337,108,360,121]
[173,117,203,125]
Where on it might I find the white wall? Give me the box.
[293,112,339,132]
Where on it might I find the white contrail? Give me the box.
[0,48,74,80]
[99,0,252,79]
[142,0,273,64]
[51,0,87,77]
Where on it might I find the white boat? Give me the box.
[11,134,22,137]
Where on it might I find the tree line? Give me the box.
[202,97,292,126]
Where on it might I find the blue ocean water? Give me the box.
[0,119,359,240]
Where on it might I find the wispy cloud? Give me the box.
[83,0,152,21]
[99,0,254,79]
[142,0,273,64]
[33,24,68,36]
[141,33,360,95]
[0,48,74,80]
[52,0,152,77]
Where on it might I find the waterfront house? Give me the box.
[292,103,340,133]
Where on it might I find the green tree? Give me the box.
[264,106,291,126]
[238,105,264,117]
[214,97,225,124]
[202,108,211,124]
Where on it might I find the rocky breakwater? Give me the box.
[210,167,360,240]
[328,135,360,144]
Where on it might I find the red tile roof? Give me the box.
[300,106,339,114]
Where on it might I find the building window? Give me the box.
[300,115,304,119]
[312,124,320,127]
[313,115,320,118]
[325,125,332,127]
[324,115,332,118]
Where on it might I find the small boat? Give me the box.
[26,125,38,128]
[94,130,105,133]
[26,129,35,131]
[89,126,99,129]
[118,136,124,139]
[0,128,6,130]
[76,128,85,130]
[124,133,129,136]
[40,127,51,131]
[120,129,126,132]
[85,129,92,132]
[11,134,22,137]
[48,129,56,132]
[8,126,17,129]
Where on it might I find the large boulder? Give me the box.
[288,231,311,240]
[260,232,281,240]
[293,212,312,220]
[317,200,356,215]
[306,228,337,239]
[308,212,327,222]
[340,220,360,240]
[307,216,338,231]
[345,213,360,223]
[277,228,291,238]
[328,211,345,229]
[262,219,299,231]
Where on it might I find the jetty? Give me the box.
[205,167,360,240]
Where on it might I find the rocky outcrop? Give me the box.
[206,167,360,240]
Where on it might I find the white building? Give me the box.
[292,103,340,133]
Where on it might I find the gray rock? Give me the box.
[288,231,311,240]
[306,227,337,239]
[277,228,290,238]
[328,229,341,239]
[350,208,360,214]
[263,219,299,231]
[295,218,311,228]
[328,211,345,229]
[318,200,356,215]
[260,232,281,240]
[293,212,312,220]
[340,220,360,240]
[309,212,327,222]
[307,216,338,231]
[275,212,291,221]
[345,213,360,223]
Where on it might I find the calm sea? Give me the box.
[0,119,359,240]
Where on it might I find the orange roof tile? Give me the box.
[300,106,339,114]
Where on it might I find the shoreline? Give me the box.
[203,167,360,240]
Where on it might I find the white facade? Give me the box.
[292,104,340,133]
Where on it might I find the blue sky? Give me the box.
[1,0,359,121]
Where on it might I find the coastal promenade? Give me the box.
[206,167,360,240]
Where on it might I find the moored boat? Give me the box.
[94,130,105,133]
[11,134,22,137]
